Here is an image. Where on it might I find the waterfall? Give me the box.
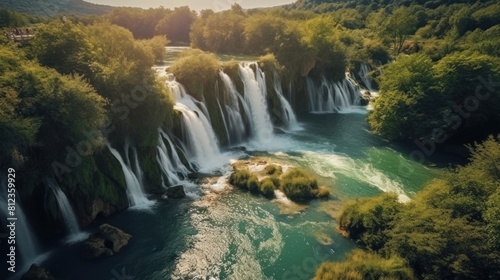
[167,80,220,168]
[156,129,191,186]
[273,72,300,130]
[174,103,220,166]
[218,71,251,145]
[107,142,151,207]
[239,63,274,143]
[45,178,79,235]
[0,175,39,269]
[168,80,211,119]
[306,76,362,113]
[358,63,375,93]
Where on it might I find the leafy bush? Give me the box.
[264,164,283,176]
[314,250,415,280]
[247,175,260,193]
[228,169,252,190]
[280,168,319,201]
[269,176,281,188]
[338,193,402,251]
[168,49,220,100]
[140,35,169,63]
[368,54,446,140]
[259,178,276,198]
[29,21,93,76]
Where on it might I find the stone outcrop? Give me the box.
[21,265,55,280]
[166,185,186,199]
[81,224,131,259]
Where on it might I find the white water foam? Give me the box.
[277,151,410,202]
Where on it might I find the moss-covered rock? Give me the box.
[229,163,329,201]
[137,145,164,194]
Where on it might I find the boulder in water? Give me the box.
[21,264,55,280]
[81,224,131,259]
[359,93,371,106]
[166,185,186,198]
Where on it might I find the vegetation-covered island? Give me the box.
[0,0,499,279]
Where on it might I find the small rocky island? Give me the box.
[229,161,331,201]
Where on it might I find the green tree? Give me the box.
[244,14,286,54]
[29,21,93,76]
[140,35,169,63]
[168,49,220,100]
[304,16,348,80]
[86,22,173,144]
[155,6,194,44]
[434,51,500,138]
[368,54,445,140]
[0,45,106,169]
[339,193,402,251]
[382,7,418,54]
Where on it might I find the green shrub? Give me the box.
[140,35,169,63]
[259,178,276,198]
[280,168,319,201]
[264,164,283,176]
[281,176,315,200]
[338,193,401,252]
[247,175,260,193]
[168,49,220,100]
[269,175,281,188]
[313,186,331,198]
[228,169,252,189]
[314,249,415,280]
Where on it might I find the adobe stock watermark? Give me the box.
[213,0,244,11]
[280,244,339,280]
[51,84,151,182]
[398,74,500,175]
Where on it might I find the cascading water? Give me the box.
[174,103,220,166]
[358,63,377,94]
[272,72,300,130]
[306,76,362,113]
[218,71,252,145]
[157,128,191,186]
[1,175,39,270]
[167,80,220,168]
[107,143,151,207]
[239,63,274,143]
[45,178,80,234]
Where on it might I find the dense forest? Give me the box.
[1,0,500,279]
[0,0,111,17]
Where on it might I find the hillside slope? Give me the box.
[291,0,482,10]
[0,0,111,17]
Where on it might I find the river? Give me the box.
[40,106,442,279]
